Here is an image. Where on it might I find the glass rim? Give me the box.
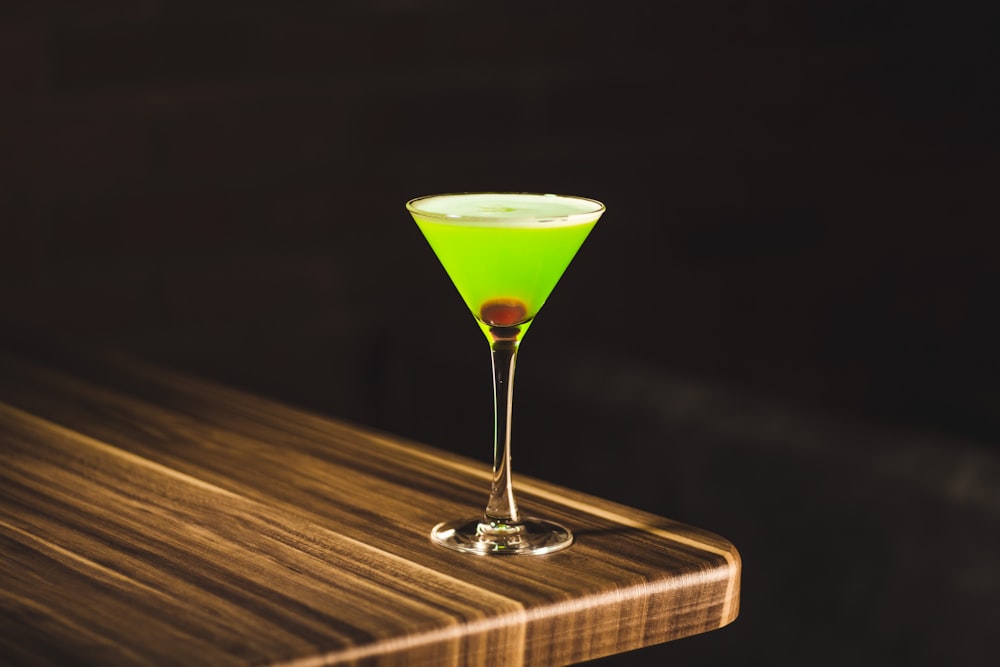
[406,192,605,224]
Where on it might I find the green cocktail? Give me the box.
[408,192,606,555]
[411,193,599,341]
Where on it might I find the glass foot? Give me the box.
[430,518,573,555]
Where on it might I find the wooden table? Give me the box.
[0,341,740,666]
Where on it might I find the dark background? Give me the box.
[1,1,997,665]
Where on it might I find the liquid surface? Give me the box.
[408,193,604,226]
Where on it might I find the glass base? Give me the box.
[430,518,573,555]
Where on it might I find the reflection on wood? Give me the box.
[0,348,739,666]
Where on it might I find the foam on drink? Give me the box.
[408,193,604,227]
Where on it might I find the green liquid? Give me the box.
[410,194,602,339]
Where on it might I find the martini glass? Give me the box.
[407,192,605,555]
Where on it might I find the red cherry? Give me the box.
[480,298,528,327]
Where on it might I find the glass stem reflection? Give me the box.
[483,333,522,529]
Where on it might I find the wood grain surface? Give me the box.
[0,343,739,666]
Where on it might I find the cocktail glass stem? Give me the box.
[428,324,573,555]
[483,337,521,528]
